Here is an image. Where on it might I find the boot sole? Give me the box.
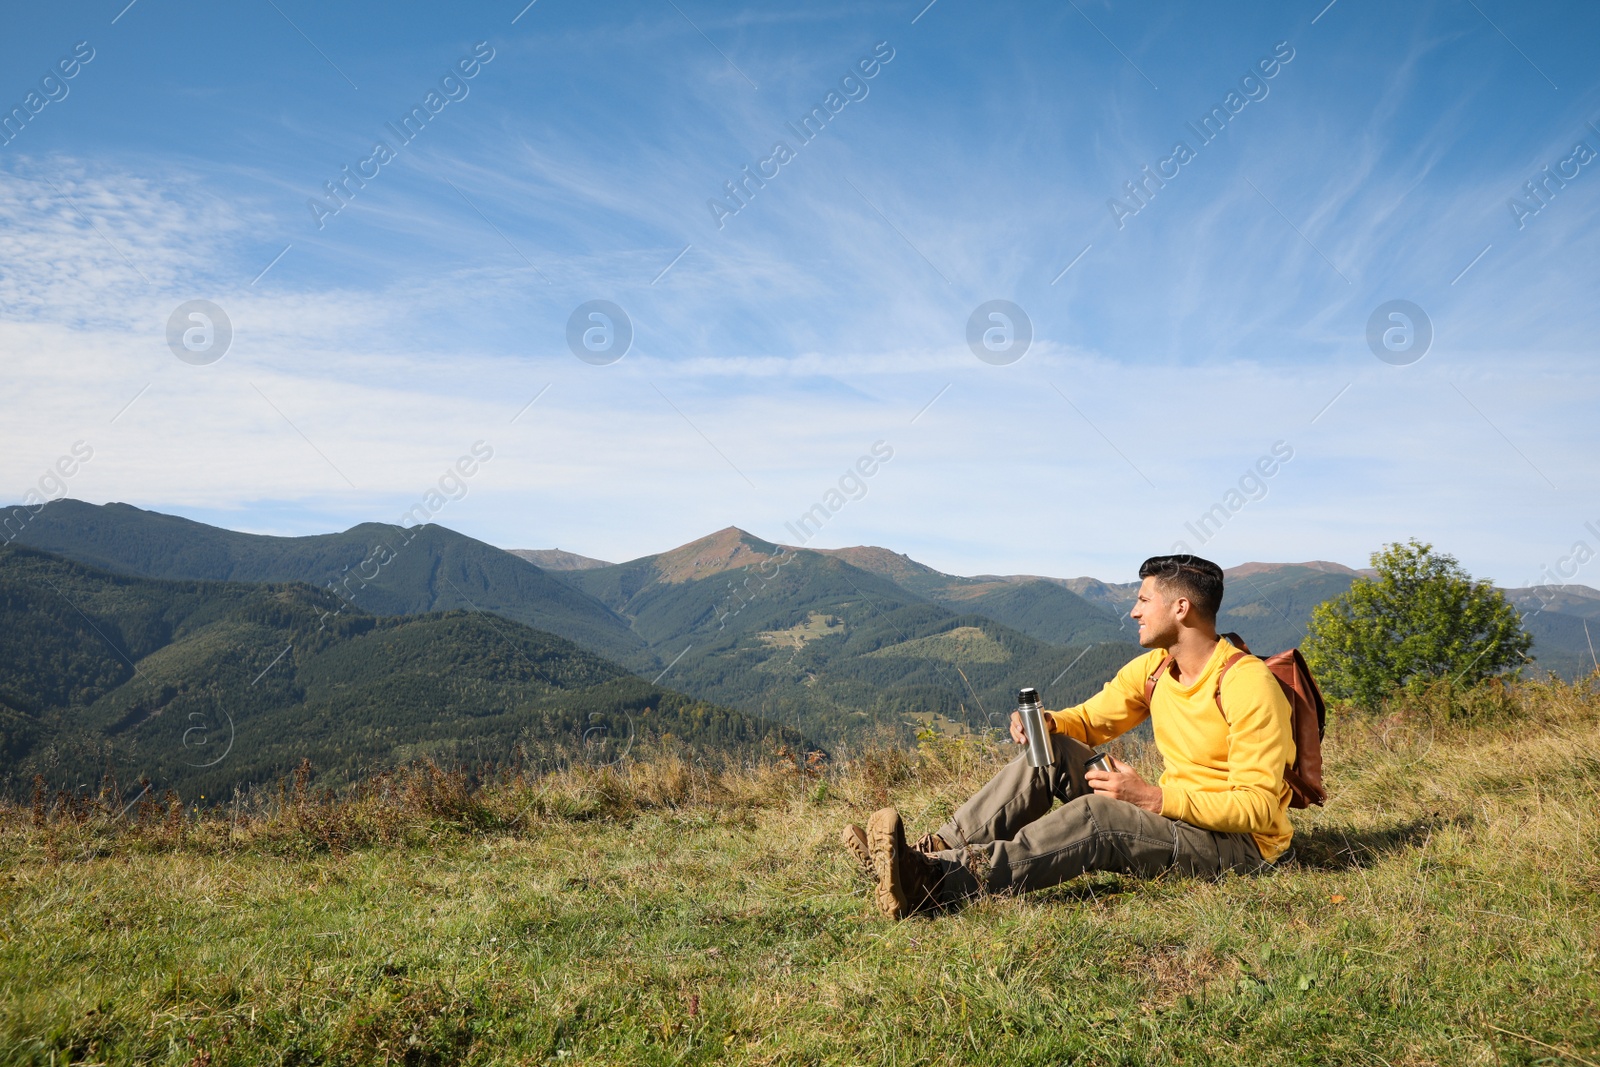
[866,807,909,919]
[840,824,874,882]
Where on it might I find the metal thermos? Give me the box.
[1016,687,1054,769]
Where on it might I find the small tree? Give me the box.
[1303,540,1531,711]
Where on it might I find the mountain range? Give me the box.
[0,540,804,799]
[547,527,1142,743]
[6,499,1595,795]
[5,502,1150,748]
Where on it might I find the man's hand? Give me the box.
[1009,709,1055,745]
[1085,755,1164,815]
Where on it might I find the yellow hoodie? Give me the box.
[1046,637,1295,862]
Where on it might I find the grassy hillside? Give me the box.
[8,500,646,667]
[1,678,1595,1064]
[0,544,806,799]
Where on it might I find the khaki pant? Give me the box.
[926,732,1271,903]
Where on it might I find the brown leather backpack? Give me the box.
[1143,632,1327,808]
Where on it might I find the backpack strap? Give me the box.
[1146,636,1252,710]
[1143,653,1171,706]
[1212,651,1249,722]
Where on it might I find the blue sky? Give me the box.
[2,0,1598,588]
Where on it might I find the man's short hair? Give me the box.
[1138,554,1224,621]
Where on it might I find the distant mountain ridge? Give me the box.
[508,548,613,571]
[1226,560,1370,579]
[9,500,647,668]
[813,546,1134,647]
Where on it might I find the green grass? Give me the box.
[2,679,1598,1066]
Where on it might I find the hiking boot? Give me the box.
[844,824,947,883]
[841,824,874,882]
[866,807,941,920]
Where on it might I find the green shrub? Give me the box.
[1304,540,1530,711]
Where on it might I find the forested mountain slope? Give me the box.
[0,544,804,798]
[559,529,1143,744]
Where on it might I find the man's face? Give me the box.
[1130,576,1181,649]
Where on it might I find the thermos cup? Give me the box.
[1084,752,1114,776]
[1016,687,1054,769]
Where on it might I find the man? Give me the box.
[843,554,1295,919]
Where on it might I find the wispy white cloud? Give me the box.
[2,0,1598,585]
